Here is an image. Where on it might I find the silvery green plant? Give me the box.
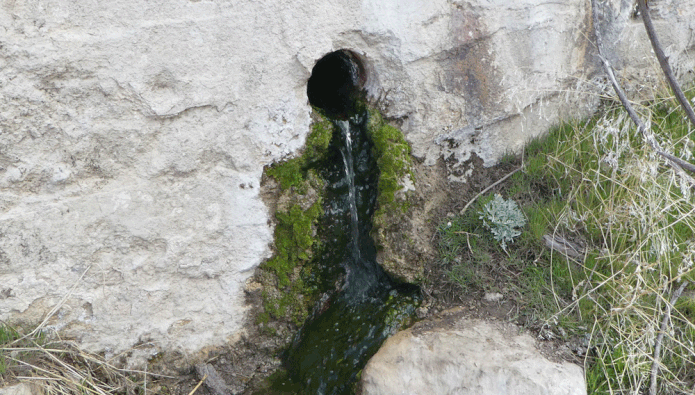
[479,194,526,251]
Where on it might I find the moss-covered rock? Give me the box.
[257,112,334,328]
[365,109,423,284]
[257,106,424,330]
[266,115,332,191]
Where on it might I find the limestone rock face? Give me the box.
[361,314,586,395]
[1,0,694,360]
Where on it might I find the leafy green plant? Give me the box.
[479,194,526,251]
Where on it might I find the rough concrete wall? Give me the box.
[363,0,695,177]
[1,0,694,361]
[0,0,322,361]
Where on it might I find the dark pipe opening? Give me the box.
[307,50,365,118]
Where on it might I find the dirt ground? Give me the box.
[144,153,582,395]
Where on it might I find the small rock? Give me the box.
[195,363,229,395]
[0,383,39,395]
[484,292,503,302]
[415,307,429,319]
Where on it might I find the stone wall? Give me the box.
[1,0,694,360]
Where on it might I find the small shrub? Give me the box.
[479,194,526,251]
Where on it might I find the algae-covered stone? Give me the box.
[366,109,423,284]
[257,112,333,328]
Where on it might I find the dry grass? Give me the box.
[1,327,139,394]
[1,264,174,395]
[0,321,177,395]
[537,88,695,394]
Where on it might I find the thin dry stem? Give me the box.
[1,338,159,395]
[10,265,92,346]
[459,167,522,216]
[591,0,695,181]
[188,374,207,395]
[650,281,690,395]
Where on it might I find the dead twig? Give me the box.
[650,281,690,395]
[454,231,478,254]
[188,374,207,395]
[637,0,695,128]
[459,167,522,216]
[542,234,585,261]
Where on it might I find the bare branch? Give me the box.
[637,0,695,128]
[590,0,695,182]
[542,234,585,261]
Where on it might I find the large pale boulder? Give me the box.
[1,0,694,361]
[361,313,586,395]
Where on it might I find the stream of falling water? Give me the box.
[337,119,361,263]
[273,112,419,395]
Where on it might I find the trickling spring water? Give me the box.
[337,119,361,263]
[271,112,419,394]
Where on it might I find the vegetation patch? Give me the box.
[436,87,695,394]
[1,323,152,394]
[266,116,333,191]
[259,106,421,324]
[257,112,334,329]
[365,108,421,283]
[365,108,415,217]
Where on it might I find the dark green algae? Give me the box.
[256,108,419,394]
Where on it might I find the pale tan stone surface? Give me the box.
[361,317,586,395]
[0,383,39,395]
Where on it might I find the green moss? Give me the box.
[260,195,324,326]
[366,108,414,218]
[267,158,305,191]
[266,116,334,191]
[304,117,333,163]
[252,368,303,395]
[363,107,423,283]
[265,201,322,288]
[262,276,314,326]
[257,111,337,328]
